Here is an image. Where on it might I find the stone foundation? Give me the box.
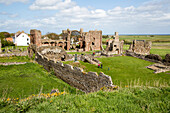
[0,51,28,57]
[35,50,114,93]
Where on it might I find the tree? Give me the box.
[0,32,15,47]
[46,32,60,40]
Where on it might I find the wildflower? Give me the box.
[7,98,10,101]
[115,86,118,88]
[50,100,53,103]
[125,85,128,87]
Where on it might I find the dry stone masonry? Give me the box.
[0,62,27,66]
[28,30,114,93]
[62,28,103,51]
[30,29,42,47]
[128,40,152,55]
[147,63,170,74]
[103,32,124,55]
[35,47,114,93]
[30,29,102,52]
[37,46,70,61]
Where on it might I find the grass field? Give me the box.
[0,56,32,63]
[67,50,100,55]
[1,87,169,112]
[0,35,170,112]
[64,56,170,88]
[1,46,28,51]
[119,35,170,42]
[0,63,81,98]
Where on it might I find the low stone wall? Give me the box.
[146,63,170,74]
[0,62,27,66]
[35,51,113,93]
[0,51,28,57]
[126,50,170,66]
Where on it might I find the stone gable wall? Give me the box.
[35,51,113,93]
[129,40,152,55]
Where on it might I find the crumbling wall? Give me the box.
[38,46,69,61]
[62,28,102,51]
[30,29,42,47]
[126,51,170,66]
[129,40,152,55]
[104,32,124,55]
[35,51,113,93]
[86,30,102,51]
[164,54,170,66]
[0,52,28,57]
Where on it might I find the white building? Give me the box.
[14,32,30,46]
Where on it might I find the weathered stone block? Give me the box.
[145,54,162,61]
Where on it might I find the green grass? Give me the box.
[64,56,170,88]
[67,50,100,55]
[119,35,170,42]
[1,46,28,50]
[150,49,170,58]
[0,63,81,98]
[1,87,169,112]
[0,56,32,63]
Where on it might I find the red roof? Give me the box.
[6,37,13,42]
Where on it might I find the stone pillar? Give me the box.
[67,29,71,50]
[115,32,119,41]
[80,28,83,34]
[30,29,42,47]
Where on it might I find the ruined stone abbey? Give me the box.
[30,28,102,52]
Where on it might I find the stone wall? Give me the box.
[37,46,70,61]
[85,30,102,51]
[62,28,102,51]
[0,62,27,66]
[35,51,113,93]
[129,40,152,55]
[164,54,170,66]
[0,51,28,57]
[30,29,42,47]
[126,50,170,66]
[105,32,124,55]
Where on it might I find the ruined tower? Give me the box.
[129,40,152,55]
[62,29,71,50]
[105,32,124,55]
[83,30,102,51]
[30,29,42,47]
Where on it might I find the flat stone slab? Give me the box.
[146,63,170,73]
[0,62,27,66]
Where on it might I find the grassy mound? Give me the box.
[0,63,82,98]
[1,87,169,112]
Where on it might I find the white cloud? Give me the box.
[0,0,28,5]
[29,0,76,10]
[1,0,170,34]
[0,11,18,18]
[70,18,84,23]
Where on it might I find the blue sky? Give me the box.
[0,0,170,35]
